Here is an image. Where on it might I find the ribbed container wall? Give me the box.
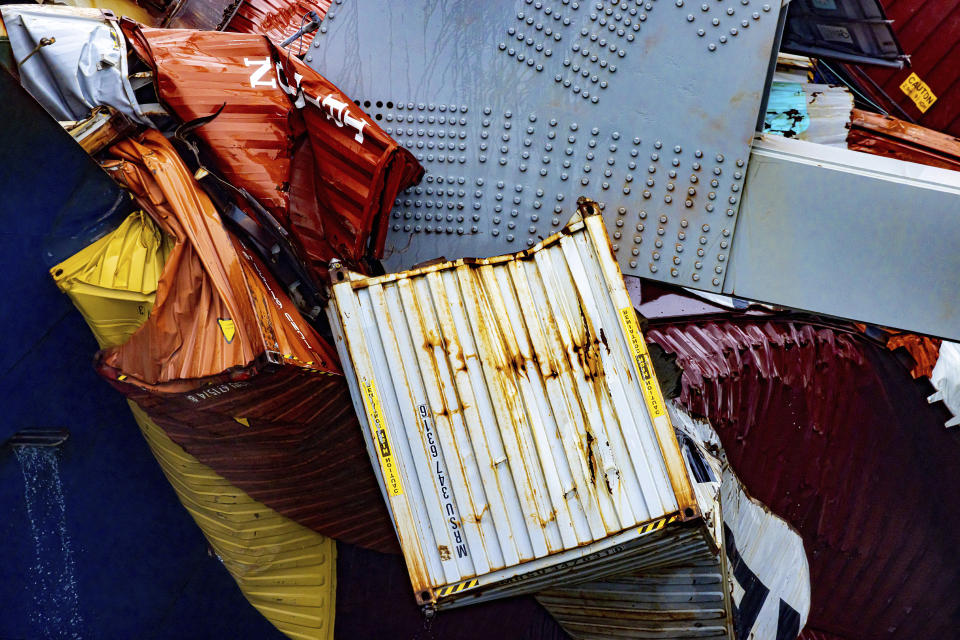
[537,556,730,640]
[328,211,696,606]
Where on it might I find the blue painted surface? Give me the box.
[0,72,284,639]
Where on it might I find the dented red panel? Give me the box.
[122,24,422,278]
[98,130,398,551]
[228,0,332,47]
[646,319,960,639]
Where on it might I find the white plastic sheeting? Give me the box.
[929,341,960,428]
[1,5,154,125]
[327,208,698,607]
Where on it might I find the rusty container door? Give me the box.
[327,202,699,608]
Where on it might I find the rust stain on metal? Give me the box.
[848,108,960,171]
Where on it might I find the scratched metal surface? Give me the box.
[306,0,785,290]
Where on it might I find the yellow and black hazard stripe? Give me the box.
[437,578,480,598]
[637,513,680,535]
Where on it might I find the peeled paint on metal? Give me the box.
[328,208,697,605]
[763,82,853,147]
[93,130,397,551]
[1,5,154,125]
[645,318,960,638]
[130,400,337,640]
[121,24,423,279]
[51,210,173,349]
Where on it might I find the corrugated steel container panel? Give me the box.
[646,318,960,638]
[93,130,397,552]
[122,25,423,280]
[130,400,337,640]
[228,0,332,46]
[327,202,698,607]
[537,402,811,640]
[851,0,960,137]
[538,558,730,640]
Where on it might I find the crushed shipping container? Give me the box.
[121,23,423,280]
[1,5,156,125]
[94,129,397,551]
[51,210,337,639]
[537,403,811,640]
[327,199,709,608]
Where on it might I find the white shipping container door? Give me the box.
[328,205,698,605]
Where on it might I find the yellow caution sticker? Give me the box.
[218,318,236,343]
[361,379,404,497]
[900,72,937,113]
[618,307,665,419]
[234,417,250,427]
[637,513,680,535]
[437,578,480,597]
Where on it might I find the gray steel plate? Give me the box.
[308,0,785,289]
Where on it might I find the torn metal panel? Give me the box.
[781,0,904,67]
[847,108,960,172]
[1,5,153,124]
[307,0,787,292]
[63,106,138,154]
[537,403,810,640]
[229,0,332,47]
[94,130,397,552]
[646,318,960,638]
[122,24,423,280]
[328,205,698,607]
[727,135,960,340]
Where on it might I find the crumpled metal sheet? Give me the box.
[1,5,153,125]
[122,23,423,279]
[96,130,397,551]
[646,318,960,639]
[229,0,332,47]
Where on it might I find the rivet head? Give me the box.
[708,43,717,51]
[713,278,720,286]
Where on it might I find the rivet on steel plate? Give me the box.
[712,17,720,25]
[708,43,717,51]
[762,3,770,10]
